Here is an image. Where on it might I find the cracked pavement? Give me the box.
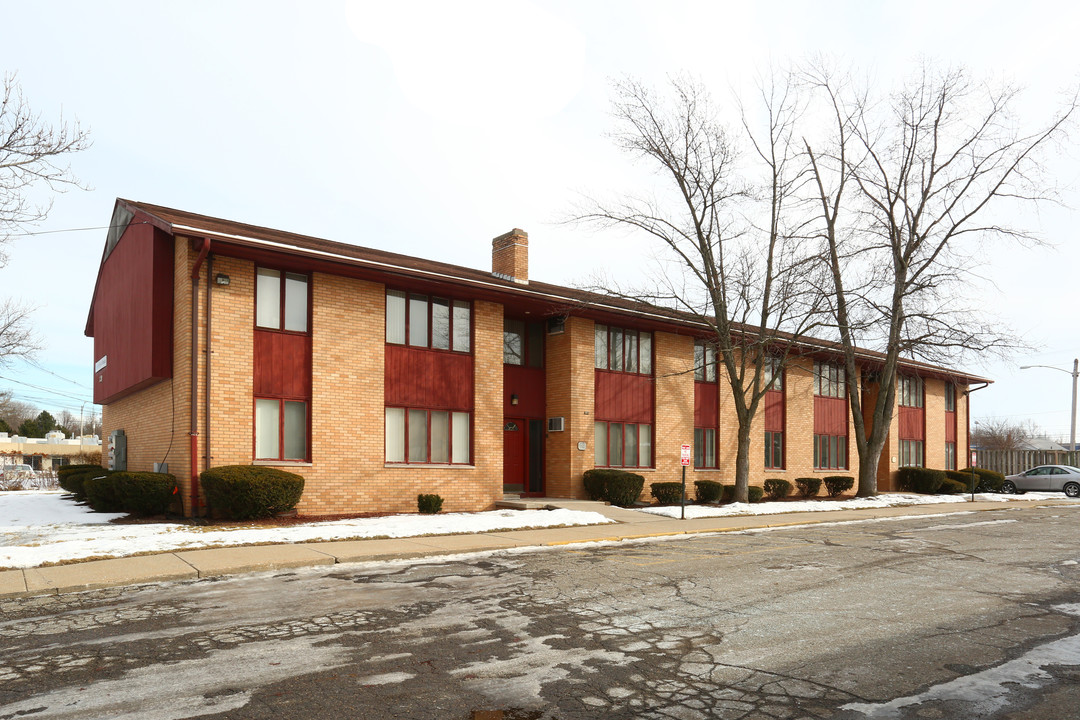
[2,505,1079,719]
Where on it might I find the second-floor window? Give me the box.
[504,319,543,367]
[814,362,846,397]
[595,324,652,374]
[256,268,308,332]
[763,357,783,392]
[945,382,956,412]
[386,290,471,352]
[899,375,923,407]
[695,340,717,382]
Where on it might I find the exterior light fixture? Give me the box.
[510,394,519,406]
[1020,358,1079,451]
[214,273,231,286]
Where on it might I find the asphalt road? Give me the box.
[2,504,1080,720]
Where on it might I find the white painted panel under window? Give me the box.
[256,269,281,329]
[283,273,308,332]
[255,398,279,459]
[385,408,405,462]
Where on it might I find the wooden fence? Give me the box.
[973,450,1080,476]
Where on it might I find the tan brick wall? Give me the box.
[924,378,946,470]
[544,316,595,497]
[650,331,695,496]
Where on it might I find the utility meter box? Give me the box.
[109,429,127,471]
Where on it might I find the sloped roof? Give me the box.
[85,198,991,385]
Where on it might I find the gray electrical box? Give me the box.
[109,429,127,471]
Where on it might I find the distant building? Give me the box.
[0,431,102,471]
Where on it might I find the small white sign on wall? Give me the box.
[94,355,107,373]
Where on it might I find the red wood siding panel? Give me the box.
[764,389,784,432]
[503,365,545,418]
[899,405,925,440]
[92,222,175,404]
[945,410,957,442]
[695,382,717,427]
[385,344,474,410]
[254,331,312,398]
[594,371,653,423]
[814,396,848,435]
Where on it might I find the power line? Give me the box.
[22,358,92,390]
[0,375,92,404]
[10,220,150,238]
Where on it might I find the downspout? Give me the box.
[205,254,213,481]
[190,238,211,515]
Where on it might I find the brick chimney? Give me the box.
[491,228,528,284]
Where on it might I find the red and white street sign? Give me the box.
[680,443,692,466]
[970,450,978,468]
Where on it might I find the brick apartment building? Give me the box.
[85,199,982,516]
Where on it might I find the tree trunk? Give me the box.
[856,445,881,497]
[733,422,752,503]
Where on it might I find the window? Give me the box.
[814,362,846,398]
[255,398,308,461]
[899,375,924,407]
[945,442,957,471]
[764,430,783,469]
[814,434,847,470]
[900,439,924,467]
[594,421,652,468]
[504,319,543,367]
[256,268,308,332]
[385,408,470,464]
[385,290,471,352]
[945,382,956,412]
[694,427,717,468]
[694,340,717,382]
[594,324,652,374]
[763,357,783,391]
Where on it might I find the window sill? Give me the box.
[384,463,476,469]
[693,468,723,472]
[253,460,313,467]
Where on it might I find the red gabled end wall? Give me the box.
[92,222,175,404]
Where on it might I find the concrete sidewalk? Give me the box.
[0,497,1065,600]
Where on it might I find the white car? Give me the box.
[2,464,37,480]
[1003,465,1080,497]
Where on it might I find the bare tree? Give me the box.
[804,63,1076,496]
[0,72,90,365]
[575,75,826,502]
[972,418,1032,452]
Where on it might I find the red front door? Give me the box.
[503,419,526,492]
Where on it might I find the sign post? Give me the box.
[680,443,692,520]
[970,450,978,502]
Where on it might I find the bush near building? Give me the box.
[823,476,855,497]
[795,478,822,498]
[58,465,111,500]
[650,482,684,504]
[84,471,178,515]
[417,493,443,514]
[582,469,645,507]
[959,467,1005,492]
[895,467,946,494]
[200,465,305,520]
[763,478,793,500]
[693,480,722,503]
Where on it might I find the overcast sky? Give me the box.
[2,1,1078,442]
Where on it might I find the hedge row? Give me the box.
[897,466,1006,495]
[200,465,305,519]
[57,464,112,500]
[582,469,645,507]
[84,472,179,516]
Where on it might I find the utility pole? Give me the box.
[1020,359,1078,451]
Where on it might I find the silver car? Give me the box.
[1003,465,1080,497]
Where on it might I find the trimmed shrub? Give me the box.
[763,478,794,500]
[417,493,443,514]
[938,477,967,494]
[959,467,1005,493]
[112,472,178,515]
[58,465,110,499]
[895,467,945,494]
[823,475,855,497]
[795,477,822,498]
[650,482,684,504]
[694,480,723,503]
[581,469,644,507]
[84,473,124,512]
[200,465,305,520]
[720,484,764,502]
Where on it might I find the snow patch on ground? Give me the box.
[0,491,613,569]
[638,492,1080,520]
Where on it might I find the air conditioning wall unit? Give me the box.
[547,417,565,432]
